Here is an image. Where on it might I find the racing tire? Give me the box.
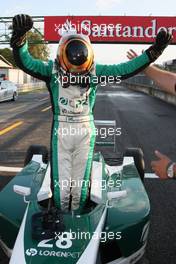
[124,148,145,181]
[12,92,17,101]
[24,145,49,166]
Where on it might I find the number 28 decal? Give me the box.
[37,232,72,249]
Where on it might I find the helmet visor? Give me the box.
[65,40,88,66]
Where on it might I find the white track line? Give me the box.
[0,166,22,173]
[41,105,51,112]
[39,97,49,102]
[145,173,159,179]
[8,105,25,112]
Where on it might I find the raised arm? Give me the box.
[96,30,172,80]
[96,51,150,79]
[127,49,176,95]
[144,66,176,95]
[11,14,53,82]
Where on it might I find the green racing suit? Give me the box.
[13,42,151,211]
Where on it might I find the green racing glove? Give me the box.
[10,14,33,48]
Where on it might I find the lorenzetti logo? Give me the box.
[25,248,80,258]
[26,248,38,256]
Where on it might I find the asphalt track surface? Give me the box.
[1,85,176,264]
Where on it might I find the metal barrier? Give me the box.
[122,73,176,106]
[124,73,154,87]
[17,82,46,92]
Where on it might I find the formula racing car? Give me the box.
[0,120,150,264]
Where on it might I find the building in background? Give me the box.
[0,55,34,84]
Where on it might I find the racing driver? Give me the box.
[10,14,172,212]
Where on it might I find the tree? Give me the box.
[0,48,16,67]
[0,30,49,68]
[27,31,50,61]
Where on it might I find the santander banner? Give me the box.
[44,16,176,44]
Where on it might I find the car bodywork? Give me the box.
[0,80,18,102]
[0,151,150,264]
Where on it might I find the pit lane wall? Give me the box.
[123,74,176,106]
[17,82,47,93]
